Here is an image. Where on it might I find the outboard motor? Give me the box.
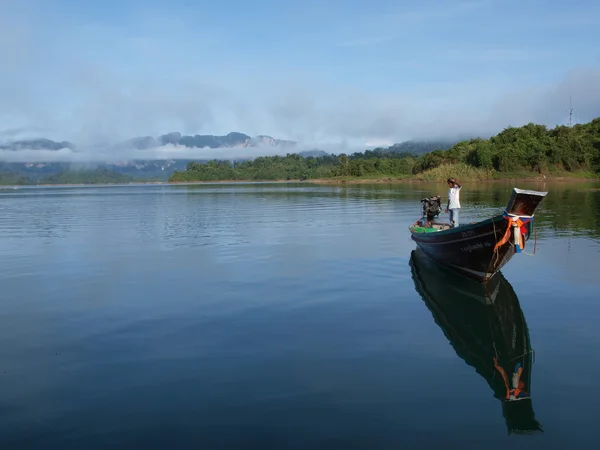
[420,196,442,223]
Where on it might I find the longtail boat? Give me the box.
[409,248,543,435]
[408,188,548,282]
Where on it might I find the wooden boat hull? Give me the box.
[410,214,527,282]
[409,188,547,282]
[409,248,543,434]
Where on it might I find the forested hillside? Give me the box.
[170,118,600,182]
[0,168,136,185]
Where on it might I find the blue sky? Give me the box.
[2,0,600,152]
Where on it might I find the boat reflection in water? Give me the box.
[409,247,543,435]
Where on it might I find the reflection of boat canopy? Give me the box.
[410,248,543,434]
[409,188,548,282]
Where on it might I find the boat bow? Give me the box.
[409,187,548,282]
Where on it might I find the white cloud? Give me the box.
[2,63,600,161]
[0,140,362,164]
[1,0,600,163]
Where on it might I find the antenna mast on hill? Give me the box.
[568,96,573,127]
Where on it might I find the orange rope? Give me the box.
[493,357,527,399]
[493,215,525,251]
[493,357,510,398]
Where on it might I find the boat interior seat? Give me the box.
[425,221,453,231]
[433,223,453,231]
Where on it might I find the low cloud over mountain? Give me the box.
[0,131,304,163]
[120,131,297,151]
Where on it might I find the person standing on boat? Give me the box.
[445,177,462,227]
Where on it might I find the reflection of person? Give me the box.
[445,177,462,227]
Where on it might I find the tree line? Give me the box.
[169,118,600,182]
[0,167,135,185]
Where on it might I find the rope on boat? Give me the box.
[508,239,537,257]
[492,220,500,266]
[509,349,536,364]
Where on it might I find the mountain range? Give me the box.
[0,131,459,182]
[0,132,298,152]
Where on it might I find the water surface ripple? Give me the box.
[1,182,599,449]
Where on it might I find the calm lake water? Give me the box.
[1,181,599,449]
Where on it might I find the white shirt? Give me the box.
[448,186,461,209]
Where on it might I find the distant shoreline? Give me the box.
[1,182,165,188]
[3,175,598,189]
[169,175,600,185]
